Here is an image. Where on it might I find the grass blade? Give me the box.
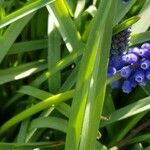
[8,39,47,55]
[0,61,47,85]
[0,13,34,63]
[128,134,150,145]
[65,0,117,149]
[130,31,150,46]
[115,0,137,24]
[0,0,55,28]
[0,142,63,149]
[31,49,83,87]
[18,85,71,118]
[47,0,84,52]
[113,16,140,35]
[0,90,74,135]
[100,96,150,128]
[48,14,61,93]
[29,117,68,133]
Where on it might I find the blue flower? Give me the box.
[134,69,145,83]
[110,55,124,70]
[129,76,137,88]
[120,66,132,78]
[108,27,150,94]
[129,47,141,56]
[139,48,150,58]
[108,65,116,77]
[140,59,150,70]
[122,80,132,93]
[146,69,150,79]
[122,53,138,64]
[141,43,150,49]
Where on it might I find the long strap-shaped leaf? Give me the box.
[0,90,74,135]
[115,0,137,24]
[65,1,118,150]
[0,60,47,85]
[0,0,55,28]
[0,13,34,63]
[47,0,84,52]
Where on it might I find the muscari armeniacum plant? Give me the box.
[108,28,150,93]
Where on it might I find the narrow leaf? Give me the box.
[29,117,68,133]
[100,96,150,127]
[0,0,55,28]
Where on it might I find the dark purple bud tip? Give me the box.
[134,69,145,83]
[111,80,120,89]
[141,43,150,50]
[120,66,132,78]
[140,59,150,70]
[129,47,140,56]
[122,53,138,64]
[146,70,150,79]
[122,80,132,93]
[139,48,150,58]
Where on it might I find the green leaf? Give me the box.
[109,112,146,146]
[0,0,55,28]
[66,0,117,149]
[128,134,150,145]
[65,0,76,16]
[132,0,150,34]
[96,142,108,150]
[8,39,47,55]
[100,96,150,128]
[74,0,86,18]
[47,16,61,93]
[0,61,47,85]
[47,0,84,52]
[0,142,63,149]
[0,13,34,63]
[29,117,68,133]
[18,85,52,100]
[59,65,78,92]
[113,16,140,35]
[144,146,150,150]
[17,119,30,143]
[130,31,150,46]
[31,48,83,87]
[18,85,70,117]
[0,90,74,135]
[115,0,137,24]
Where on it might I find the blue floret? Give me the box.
[146,69,150,79]
[122,80,132,93]
[139,48,150,58]
[122,53,138,64]
[141,43,150,49]
[140,59,150,70]
[134,69,145,83]
[120,66,132,78]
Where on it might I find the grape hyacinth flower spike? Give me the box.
[108,29,150,93]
